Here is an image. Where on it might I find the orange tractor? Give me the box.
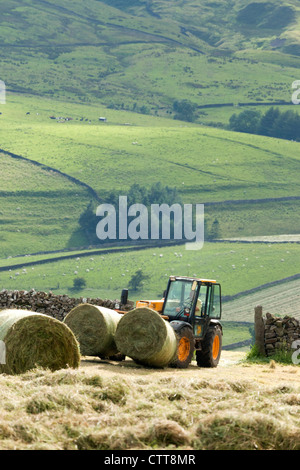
[117,276,222,368]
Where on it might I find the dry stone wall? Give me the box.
[0,289,133,321]
[264,312,300,356]
[255,306,300,357]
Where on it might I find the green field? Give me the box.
[1,241,299,307]
[2,100,300,202]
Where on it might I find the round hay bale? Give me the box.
[63,304,122,357]
[0,309,80,375]
[115,307,177,368]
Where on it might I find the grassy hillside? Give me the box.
[0,147,91,258]
[1,0,300,123]
[2,94,300,203]
[3,109,300,202]
[0,93,299,258]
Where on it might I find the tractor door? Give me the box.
[208,283,222,320]
[195,284,222,367]
[192,284,209,338]
[192,283,222,339]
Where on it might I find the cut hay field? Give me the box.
[223,277,300,321]
[0,351,299,450]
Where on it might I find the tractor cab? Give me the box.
[160,276,223,368]
[162,276,222,340]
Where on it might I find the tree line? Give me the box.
[228,107,300,141]
[78,183,221,245]
[78,183,182,245]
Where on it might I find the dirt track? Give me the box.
[80,351,300,387]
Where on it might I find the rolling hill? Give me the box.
[0,0,300,123]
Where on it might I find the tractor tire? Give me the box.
[196,325,222,368]
[171,326,195,369]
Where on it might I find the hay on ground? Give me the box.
[0,309,80,375]
[115,307,178,368]
[63,304,122,358]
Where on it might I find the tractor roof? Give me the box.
[170,276,217,284]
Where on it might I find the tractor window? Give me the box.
[195,285,208,317]
[209,284,221,319]
[163,280,196,320]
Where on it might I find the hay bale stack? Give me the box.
[115,307,178,368]
[0,309,80,375]
[63,304,122,358]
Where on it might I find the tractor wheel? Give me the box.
[171,326,195,369]
[196,325,222,368]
